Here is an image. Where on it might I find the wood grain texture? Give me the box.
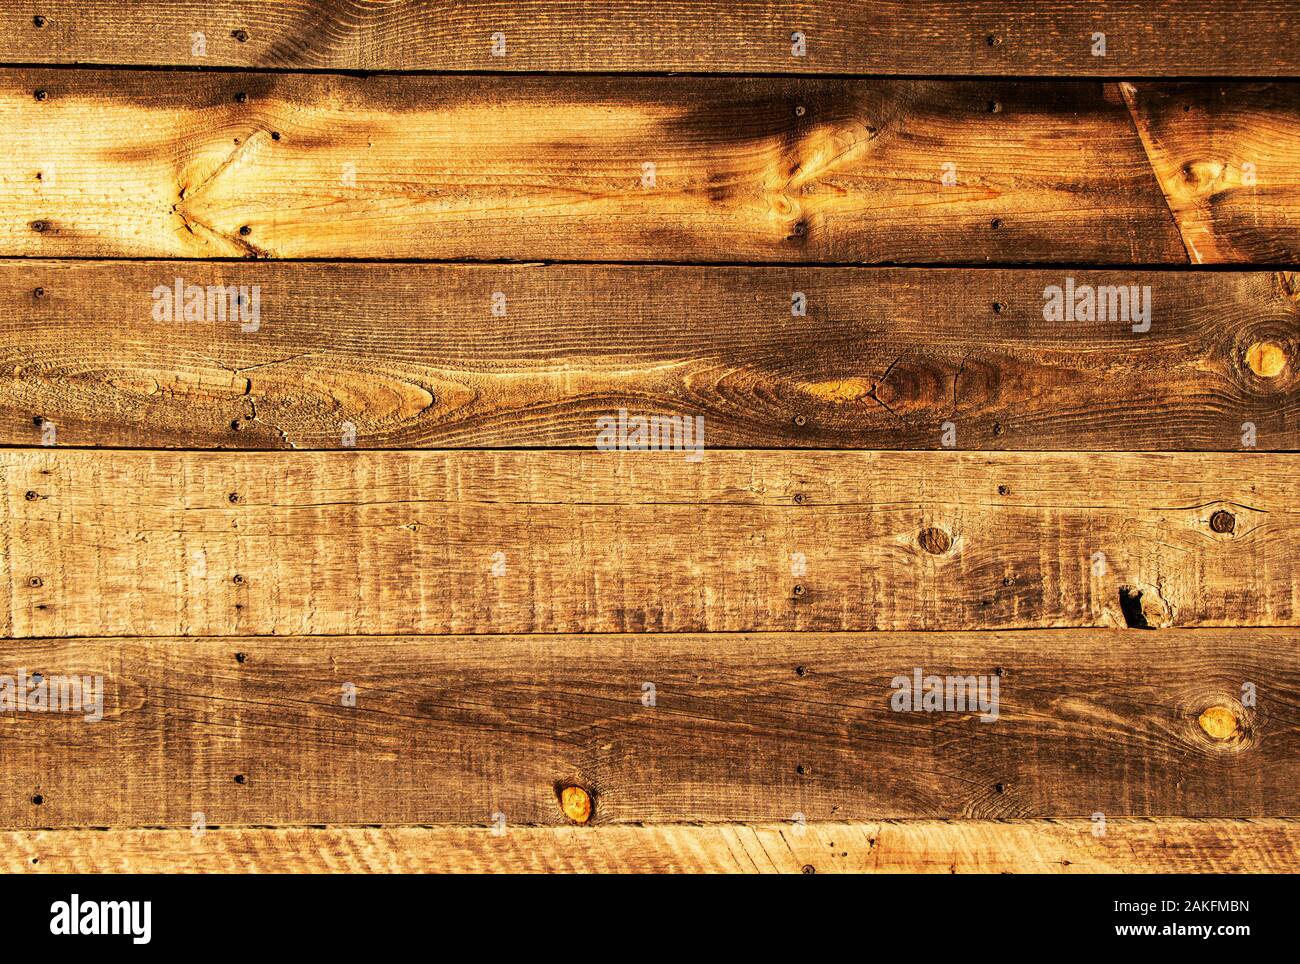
[3,70,1214,262]
[1122,82,1300,265]
[6,821,1298,873]
[5,6,1298,874]
[1,631,1295,826]
[3,449,1298,637]
[4,262,1298,451]
[6,2,1300,76]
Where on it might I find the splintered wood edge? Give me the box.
[5,821,1297,874]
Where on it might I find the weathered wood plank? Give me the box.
[1122,82,1300,265]
[6,821,1297,873]
[4,262,1298,451]
[6,2,1300,76]
[5,70,1210,262]
[4,450,1297,637]
[0,631,1294,826]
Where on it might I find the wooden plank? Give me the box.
[5,262,1299,451]
[4,449,1297,636]
[0,631,1294,826]
[5,821,1297,873]
[1122,82,1300,265]
[6,2,1300,76]
[5,70,1209,263]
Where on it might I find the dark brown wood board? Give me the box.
[5,1,1300,76]
[4,263,1298,451]
[0,630,1293,827]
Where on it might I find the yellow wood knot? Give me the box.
[1181,158,1224,191]
[801,378,871,404]
[1198,706,1239,741]
[1245,341,1287,378]
[560,785,592,824]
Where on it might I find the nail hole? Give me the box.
[228,492,240,503]
[793,414,807,428]
[34,89,48,101]
[233,774,247,785]
[234,652,247,663]
[992,301,1004,314]
[990,217,1003,230]
[998,484,1010,495]
[232,29,249,42]
[986,35,1002,46]
[239,225,252,236]
[994,667,1006,677]
[33,15,47,28]
[918,527,952,554]
[31,220,48,232]
[235,92,248,103]
[792,584,806,597]
[992,422,1004,436]
[796,765,809,775]
[33,287,46,298]
[795,665,808,677]
[1210,509,1236,534]
[802,864,816,874]
[31,794,44,805]
[270,131,281,141]
[793,492,806,505]
[994,783,1006,793]
[230,420,242,431]
[987,100,1002,114]
[24,490,39,501]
